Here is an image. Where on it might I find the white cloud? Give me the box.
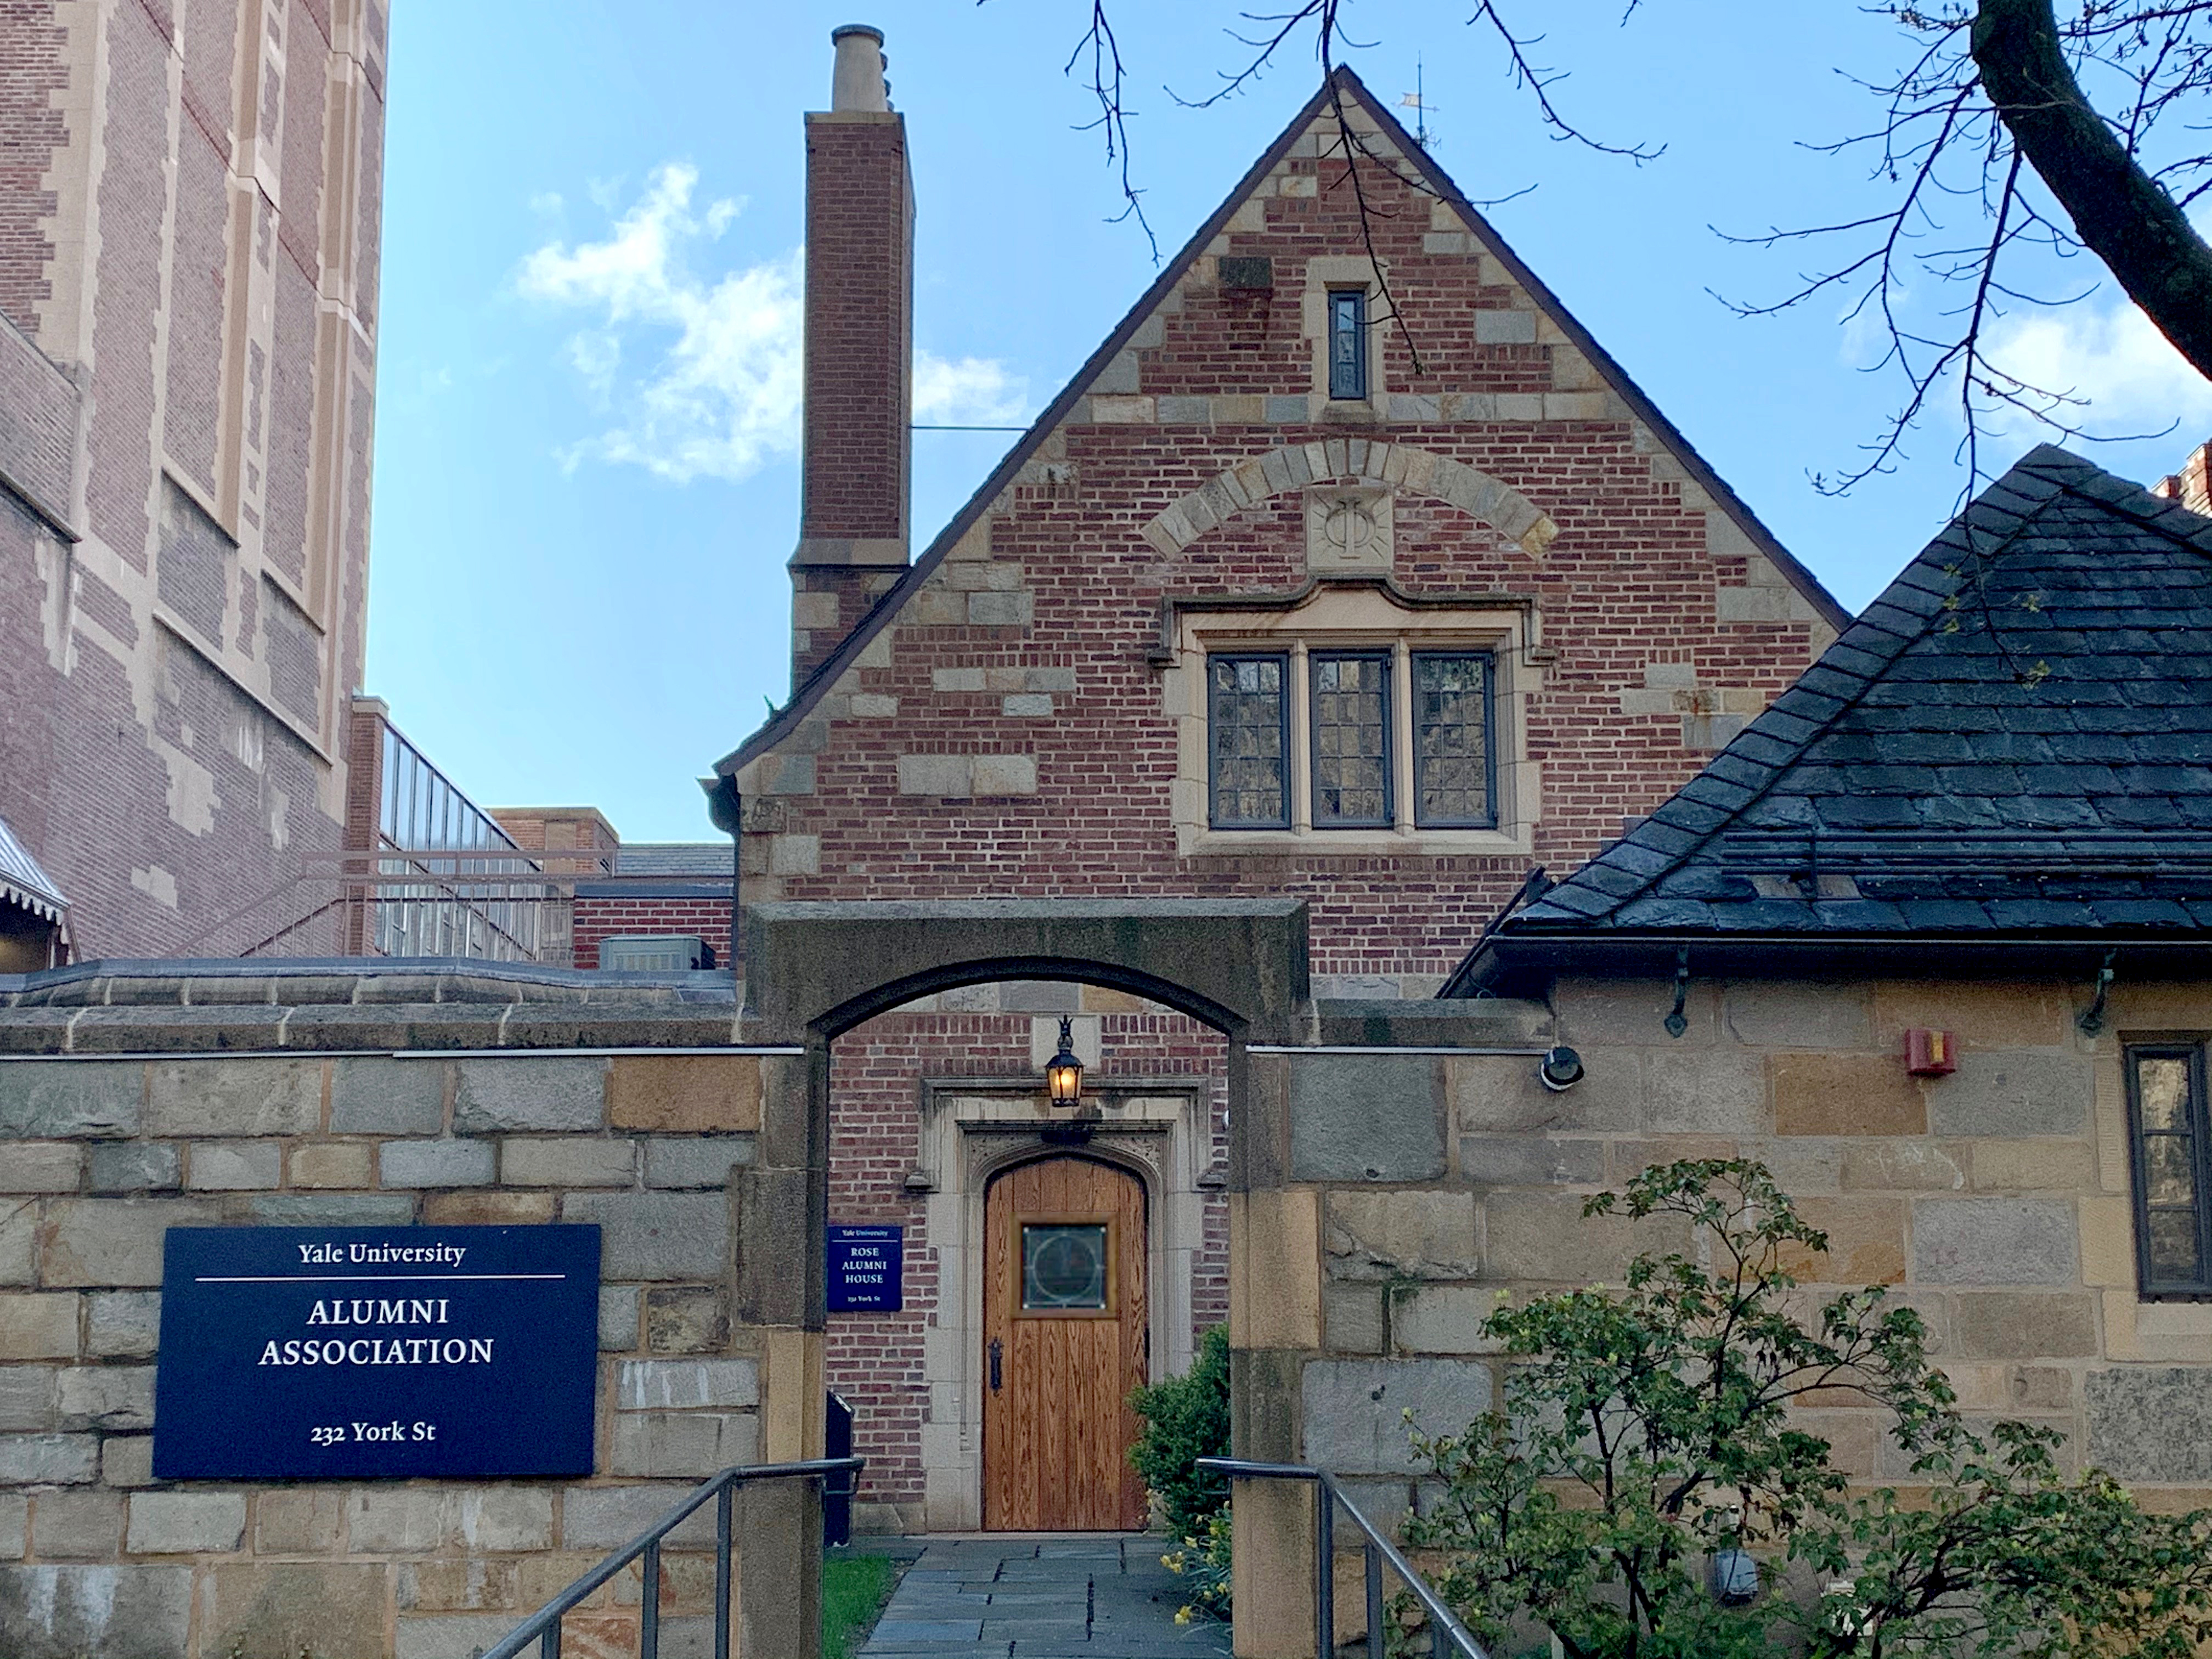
[1983,298,2212,442]
[517,163,1028,483]
[915,354,1029,427]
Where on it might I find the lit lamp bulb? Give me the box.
[1045,1016,1084,1107]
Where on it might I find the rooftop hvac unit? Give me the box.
[600,935,715,972]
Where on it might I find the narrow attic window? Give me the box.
[1328,290,1368,399]
[2126,1047,2212,1298]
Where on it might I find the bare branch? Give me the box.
[1468,1,1666,160]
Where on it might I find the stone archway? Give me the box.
[730,899,1319,1651]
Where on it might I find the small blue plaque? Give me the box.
[827,1224,903,1312]
[152,1224,600,1480]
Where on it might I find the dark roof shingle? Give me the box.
[1486,445,2212,949]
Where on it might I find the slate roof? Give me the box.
[1466,446,2212,965]
[614,844,733,877]
[572,842,732,900]
[714,67,1847,780]
[0,815,66,926]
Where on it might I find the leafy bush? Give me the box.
[1403,1159,2212,1659]
[1129,1323,1231,1537]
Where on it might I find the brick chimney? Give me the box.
[788,24,913,691]
[2153,437,2212,517]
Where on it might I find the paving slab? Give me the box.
[855,1534,1231,1657]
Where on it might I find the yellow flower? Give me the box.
[1175,1607,1195,1625]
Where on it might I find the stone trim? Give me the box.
[907,1076,1210,1532]
[1141,439,1558,560]
[1164,585,1541,859]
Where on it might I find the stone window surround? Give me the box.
[903,1074,1212,1533]
[1302,255,1389,420]
[1166,584,1541,857]
[2117,1034,2212,1304]
[2091,1028,2212,1358]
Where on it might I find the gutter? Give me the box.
[1451,929,2212,997]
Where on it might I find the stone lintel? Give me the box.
[787,537,910,569]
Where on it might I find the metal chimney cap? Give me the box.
[831,22,884,43]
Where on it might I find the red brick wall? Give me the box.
[0,0,383,960]
[799,115,909,547]
[742,133,1831,983]
[572,896,733,970]
[825,1002,1228,1511]
[741,101,1836,1520]
[0,0,70,333]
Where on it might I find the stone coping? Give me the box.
[0,957,737,1008]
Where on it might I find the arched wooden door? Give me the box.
[982,1155,1149,1530]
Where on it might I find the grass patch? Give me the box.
[822,1551,900,1659]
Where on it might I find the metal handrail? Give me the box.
[481,1457,864,1659]
[1197,1457,1489,1659]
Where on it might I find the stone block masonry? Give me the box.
[1284,970,2212,1521]
[0,966,812,1659]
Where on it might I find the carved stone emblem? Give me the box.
[1304,485,1393,572]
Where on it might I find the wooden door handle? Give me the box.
[989,1339,1002,1392]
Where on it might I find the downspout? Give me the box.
[700,774,742,981]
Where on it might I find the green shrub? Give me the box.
[1130,1323,1231,1537]
[1403,1159,2212,1659]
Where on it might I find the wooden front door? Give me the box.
[982,1155,1149,1530]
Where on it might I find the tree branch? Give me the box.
[1972,0,2212,375]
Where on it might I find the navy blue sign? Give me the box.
[827,1225,903,1312]
[153,1224,600,1480]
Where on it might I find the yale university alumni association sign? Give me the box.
[153,1224,601,1479]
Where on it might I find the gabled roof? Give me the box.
[716,65,1847,778]
[1451,445,2212,988]
[0,815,67,926]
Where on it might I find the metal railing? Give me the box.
[481,1457,864,1659]
[1197,1458,1489,1659]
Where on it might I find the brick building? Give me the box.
[706,30,1848,1531]
[0,1,387,959]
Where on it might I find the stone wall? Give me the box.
[1222,973,2212,1651]
[0,964,818,1659]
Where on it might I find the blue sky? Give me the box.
[366,2,2212,841]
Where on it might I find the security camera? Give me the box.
[1538,1045,1584,1092]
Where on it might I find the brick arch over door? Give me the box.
[1139,438,1560,560]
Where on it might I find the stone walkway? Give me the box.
[854,1535,1234,1658]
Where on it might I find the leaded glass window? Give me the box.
[1311,653,1391,826]
[1207,654,1289,828]
[1413,652,1495,828]
[2128,1047,2212,1297]
[1328,290,1367,399]
[1022,1224,1109,1310]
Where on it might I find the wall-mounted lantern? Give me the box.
[1045,1016,1085,1107]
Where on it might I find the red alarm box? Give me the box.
[1905,1028,1957,1077]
